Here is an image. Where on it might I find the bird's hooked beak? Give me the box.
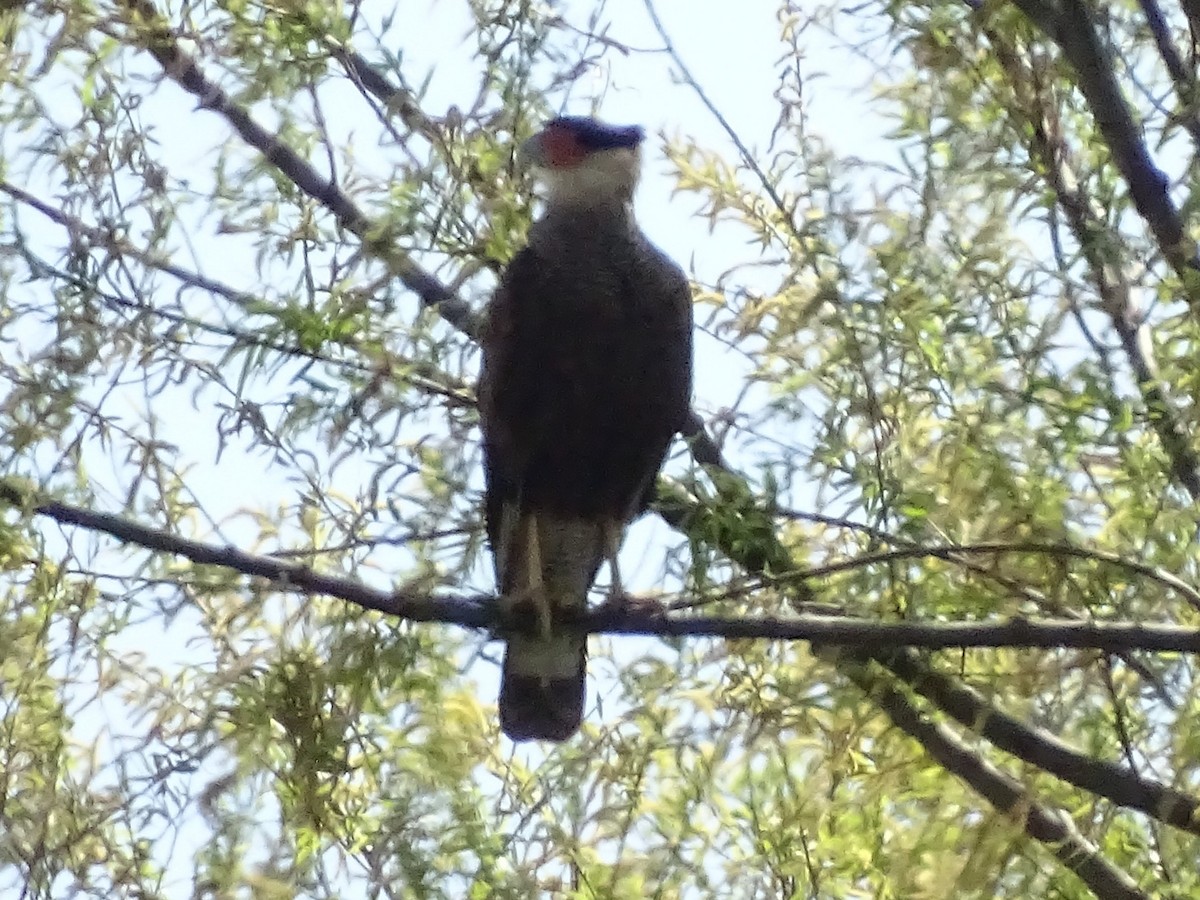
[517,132,547,171]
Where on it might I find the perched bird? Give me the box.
[478,116,694,741]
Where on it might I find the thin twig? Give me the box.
[0,180,259,310]
[797,540,1200,611]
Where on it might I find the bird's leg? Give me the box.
[598,519,665,617]
[599,520,627,611]
[523,513,553,641]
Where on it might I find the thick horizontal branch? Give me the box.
[7,480,1200,652]
[0,483,486,624]
[593,613,1200,651]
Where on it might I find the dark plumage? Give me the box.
[478,117,694,741]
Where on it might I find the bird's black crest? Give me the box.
[548,116,644,151]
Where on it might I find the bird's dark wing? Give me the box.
[478,232,693,742]
[478,246,552,575]
[619,242,694,517]
[479,245,597,741]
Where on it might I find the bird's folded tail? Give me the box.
[500,633,588,741]
[497,510,604,742]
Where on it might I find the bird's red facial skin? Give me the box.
[539,125,587,168]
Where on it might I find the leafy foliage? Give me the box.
[1,0,1199,896]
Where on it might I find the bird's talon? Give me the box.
[598,591,665,618]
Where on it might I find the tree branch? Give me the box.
[0,479,487,624]
[878,648,1200,836]
[642,0,795,236]
[1136,0,1200,144]
[980,17,1200,500]
[7,480,1200,653]
[0,180,261,311]
[799,540,1200,611]
[0,183,475,407]
[1010,0,1200,285]
[324,42,443,146]
[118,0,472,332]
[843,657,1153,900]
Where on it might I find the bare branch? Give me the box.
[0,479,486,624]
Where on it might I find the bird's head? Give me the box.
[519,116,644,208]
